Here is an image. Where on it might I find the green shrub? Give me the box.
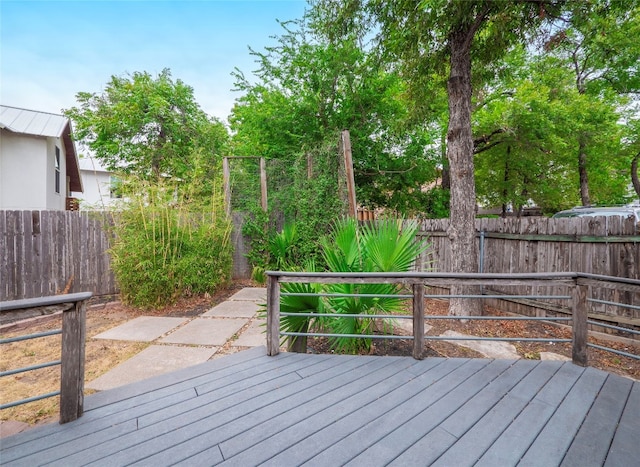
[109,177,232,308]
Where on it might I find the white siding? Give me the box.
[71,158,119,209]
[0,129,49,209]
[75,170,117,209]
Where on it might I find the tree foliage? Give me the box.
[473,49,633,213]
[65,69,228,181]
[361,0,565,314]
[66,69,233,306]
[541,1,640,205]
[108,175,232,308]
[230,8,442,216]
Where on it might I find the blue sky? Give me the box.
[1,0,308,122]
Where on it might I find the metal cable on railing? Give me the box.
[266,271,640,366]
[0,292,91,423]
[585,319,640,360]
[0,330,64,410]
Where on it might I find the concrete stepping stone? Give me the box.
[540,351,571,361]
[440,330,520,359]
[202,300,262,318]
[0,420,32,438]
[228,287,267,301]
[159,317,246,346]
[86,345,218,391]
[232,319,266,347]
[375,317,433,336]
[93,316,187,342]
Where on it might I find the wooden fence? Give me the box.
[0,211,116,301]
[1,210,638,328]
[414,216,640,327]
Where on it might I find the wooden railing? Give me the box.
[1,292,91,423]
[266,272,640,367]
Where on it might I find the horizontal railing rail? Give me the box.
[0,292,92,423]
[266,272,640,366]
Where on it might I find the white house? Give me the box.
[71,157,120,209]
[0,105,83,210]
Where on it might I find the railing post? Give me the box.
[267,274,281,356]
[60,298,86,423]
[413,283,425,360]
[571,284,588,367]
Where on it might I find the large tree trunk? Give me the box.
[578,137,591,206]
[446,29,482,316]
[631,151,640,199]
[501,147,511,218]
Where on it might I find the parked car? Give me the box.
[552,204,640,222]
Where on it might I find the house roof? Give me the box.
[0,105,83,192]
[78,156,110,173]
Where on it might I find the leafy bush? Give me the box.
[109,177,232,307]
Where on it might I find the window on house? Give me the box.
[110,176,122,198]
[55,147,61,194]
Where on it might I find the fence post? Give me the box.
[267,274,280,356]
[571,284,588,367]
[413,283,425,360]
[223,157,231,218]
[60,298,86,423]
[260,157,268,213]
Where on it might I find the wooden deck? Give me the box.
[1,346,638,466]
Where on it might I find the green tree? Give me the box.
[473,50,632,214]
[66,69,232,307]
[65,69,228,181]
[367,0,564,315]
[230,6,445,272]
[543,1,640,205]
[230,9,441,215]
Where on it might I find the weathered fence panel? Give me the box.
[1,211,116,301]
[2,210,639,325]
[415,217,640,327]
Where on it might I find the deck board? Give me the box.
[518,367,608,467]
[561,374,633,467]
[422,361,562,467]
[1,347,638,467]
[604,382,640,467]
[332,359,515,466]
[255,358,470,467]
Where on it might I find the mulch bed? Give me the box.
[306,298,639,380]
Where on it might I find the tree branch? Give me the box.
[474,128,506,148]
[474,140,504,154]
[463,5,492,51]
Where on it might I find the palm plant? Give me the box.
[268,222,297,269]
[270,218,430,354]
[279,271,324,352]
[319,218,430,353]
[264,223,320,351]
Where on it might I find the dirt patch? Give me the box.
[306,299,639,380]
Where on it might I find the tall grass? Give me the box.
[109,177,232,308]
